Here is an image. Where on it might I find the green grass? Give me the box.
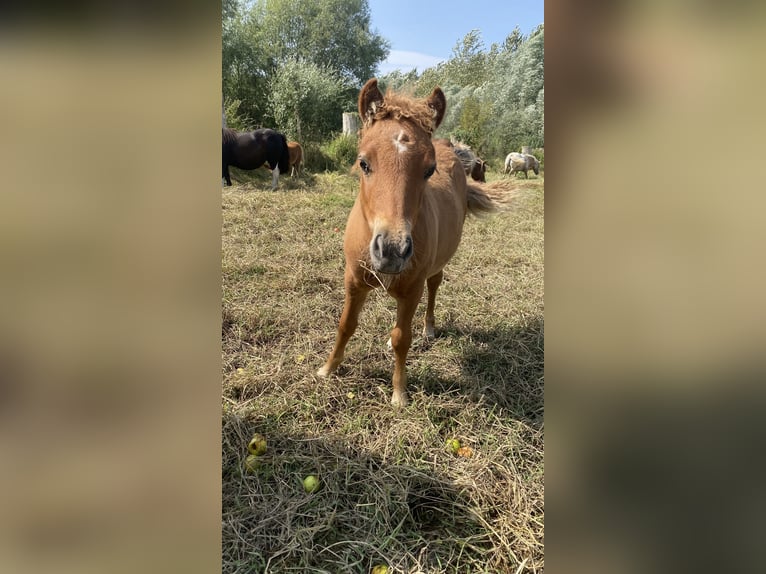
[222,168,544,573]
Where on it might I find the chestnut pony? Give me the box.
[318,79,505,407]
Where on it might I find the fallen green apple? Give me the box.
[446,438,461,454]
[303,475,320,493]
[244,454,260,474]
[248,434,267,456]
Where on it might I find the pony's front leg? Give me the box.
[317,275,370,378]
[389,286,424,407]
[271,166,280,190]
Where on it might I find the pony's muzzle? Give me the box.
[370,232,413,274]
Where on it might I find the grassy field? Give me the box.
[222,165,544,573]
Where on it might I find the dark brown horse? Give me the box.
[222,128,290,189]
[452,141,487,182]
[317,79,512,407]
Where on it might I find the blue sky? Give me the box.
[367,0,544,75]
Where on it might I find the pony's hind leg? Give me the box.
[318,277,370,378]
[271,166,280,190]
[423,270,443,340]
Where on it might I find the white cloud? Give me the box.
[377,50,445,75]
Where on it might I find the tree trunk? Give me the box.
[342,112,360,136]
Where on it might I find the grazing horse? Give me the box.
[317,78,508,407]
[470,156,487,182]
[452,141,487,182]
[504,152,540,178]
[261,140,304,177]
[222,128,290,190]
[287,141,303,177]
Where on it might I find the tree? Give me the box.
[442,29,489,88]
[254,0,390,86]
[223,0,390,136]
[378,69,419,93]
[494,23,544,110]
[222,6,271,126]
[503,26,523,54]
[484,24,545,157]
[267,59,348,141]
[222,0,240,22]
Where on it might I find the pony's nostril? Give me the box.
[402,237,413,259]
[372,234,384,258]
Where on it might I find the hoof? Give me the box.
[391,392,409,408]
[423,325,435,340]
[316,365,330,377]
[386,337,393,352]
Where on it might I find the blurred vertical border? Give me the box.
[0,2,222,573]
[546,0,766,572]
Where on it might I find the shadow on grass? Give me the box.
[226,166,319,190]
[350,317,544,428]
[222,413,501,573]
[444,317,544,426]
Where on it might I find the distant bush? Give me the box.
[223,99,254,132]
[322,134,358,172]
[302,142,334,172]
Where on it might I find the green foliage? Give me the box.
[300,142,332,172]
[222,0,240,21]
[222,9,272,124]
[377,69,419,93]
[442,29,490,88]
[380,26,545,166]
[503,26,523,53]
[223,0,388,129]
[301,137,358,173]
[223,98,254,131]
[256,0,390,85]
[322,134,359,171]
[222,0,543,172]
[456,95,492,149]
[433,25,545,164]
[267,59,347,141]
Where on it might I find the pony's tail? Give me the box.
[466,180,519,217]
[278,134,291,175]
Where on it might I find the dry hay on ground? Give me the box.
[222,172,544,573]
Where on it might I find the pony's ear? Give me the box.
[426,86,447,130]
[359,78,384,125]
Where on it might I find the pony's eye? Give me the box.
[424,164,436,179]
[359,159,371,175]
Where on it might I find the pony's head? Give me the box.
[356,78,446,274]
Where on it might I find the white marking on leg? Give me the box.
[391,390,409,407]
[271,166,279,190]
